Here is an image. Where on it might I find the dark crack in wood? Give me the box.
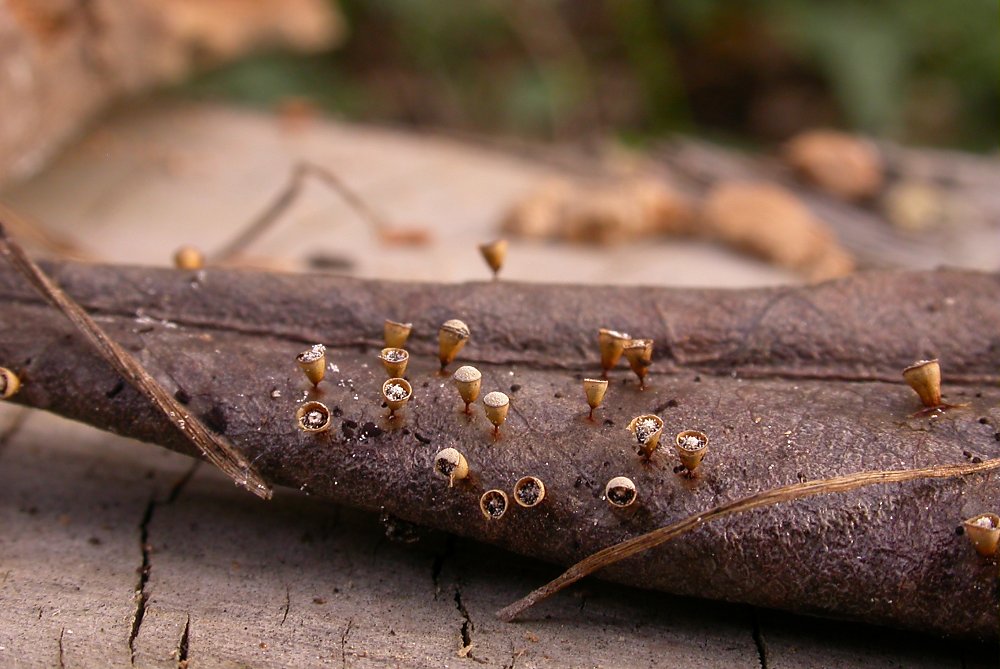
[128,463,199,664]
[128,496,155,666]
[454,585,486,664]
[166,462,200,505]
[751,608,770,669]
[176,614,190,668]
[340,618,353,669]
[280,584,290,626]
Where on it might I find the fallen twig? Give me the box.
[0,224,271,498]
[498,457,1000,621]
[209,161,392,264]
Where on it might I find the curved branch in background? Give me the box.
[209,162,392,264]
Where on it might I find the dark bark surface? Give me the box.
[1,260,998,639]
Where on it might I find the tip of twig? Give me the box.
[496,603,523,623]
[246,480,274,500]
[496,457,1000,621]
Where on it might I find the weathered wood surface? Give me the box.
[1,103,997,666]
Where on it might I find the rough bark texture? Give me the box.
[1,260,998,640]
[0,0,341,185]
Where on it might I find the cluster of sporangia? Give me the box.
[286,303,718,520]
[1,244,996,556]
[276,240,1000,552]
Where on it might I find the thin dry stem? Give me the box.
[0,223,271,499]
[497,457,1000,621]
[210,161,389,263]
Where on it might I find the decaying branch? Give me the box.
[0,257,998,639]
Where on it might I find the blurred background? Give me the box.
[186,0,998,150]
[1,0,998,286]
[1,5,999,665]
